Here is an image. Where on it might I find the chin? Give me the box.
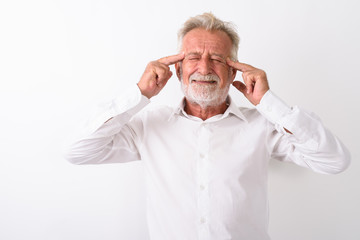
[181,82,230,109]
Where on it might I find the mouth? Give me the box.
[191,80,217,84]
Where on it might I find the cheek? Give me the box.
[181,62,195,82]
[182,60,196,70]
[215,67,232,83]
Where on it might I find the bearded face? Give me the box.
[180,69,232,109]
[175,28,236,109]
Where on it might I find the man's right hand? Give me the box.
[137,53,185,99]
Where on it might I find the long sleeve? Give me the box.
[257,90,351,174]
[65,84,150,165]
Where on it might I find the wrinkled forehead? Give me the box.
[181,28,233,56]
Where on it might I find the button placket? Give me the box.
[196,123,211,239]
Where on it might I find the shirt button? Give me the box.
[267,106,272,112]
[200,185,205,191]
[200,217,206,224]
[199,153,205,159]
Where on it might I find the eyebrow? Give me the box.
[185,52,226,59]
[185,52,201,57]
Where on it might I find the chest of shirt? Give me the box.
[138,114,271,182]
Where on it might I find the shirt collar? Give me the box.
[168,96,248,123]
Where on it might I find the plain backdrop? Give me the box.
[0,0,359,239]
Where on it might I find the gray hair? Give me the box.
[177,12,240,60]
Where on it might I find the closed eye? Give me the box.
[211,58,225,63]
[186,56,200,61]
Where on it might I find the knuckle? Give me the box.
[158,67,167,75]
[147,61,157,70]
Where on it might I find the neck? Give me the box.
[184,98,229,121]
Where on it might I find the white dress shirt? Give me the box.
[66,84,350,240]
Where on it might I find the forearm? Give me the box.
[65,85,150,165]
[258,90,351,174]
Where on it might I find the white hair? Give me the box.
[179,65,233,109]
[177,12,240,60]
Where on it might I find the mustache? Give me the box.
[189,73,220,82]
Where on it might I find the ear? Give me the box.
[230,67,237,82]
[175,62,181,80]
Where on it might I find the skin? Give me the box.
[137,53,185,99]
[175,29,237,120]
[137,28,271,121]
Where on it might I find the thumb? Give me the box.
[168,71,173,78]
[158,71,173,88]
[232,81,247,95]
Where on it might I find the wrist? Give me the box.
[137,83,152,99]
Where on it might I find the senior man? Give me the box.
[66,13,350,240]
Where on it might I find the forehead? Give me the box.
[182,28,233,56]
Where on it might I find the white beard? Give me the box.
[181,72,231,109]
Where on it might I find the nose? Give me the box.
[197,57,212,75]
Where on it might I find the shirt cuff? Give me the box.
[111,84,150,117]
[88,84,150,133]
[256,90,292,130]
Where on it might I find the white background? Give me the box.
[0,0,359,239]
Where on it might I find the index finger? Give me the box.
[226,58,255,72]
[158,52,185,65]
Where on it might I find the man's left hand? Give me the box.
[227,58,269,106]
